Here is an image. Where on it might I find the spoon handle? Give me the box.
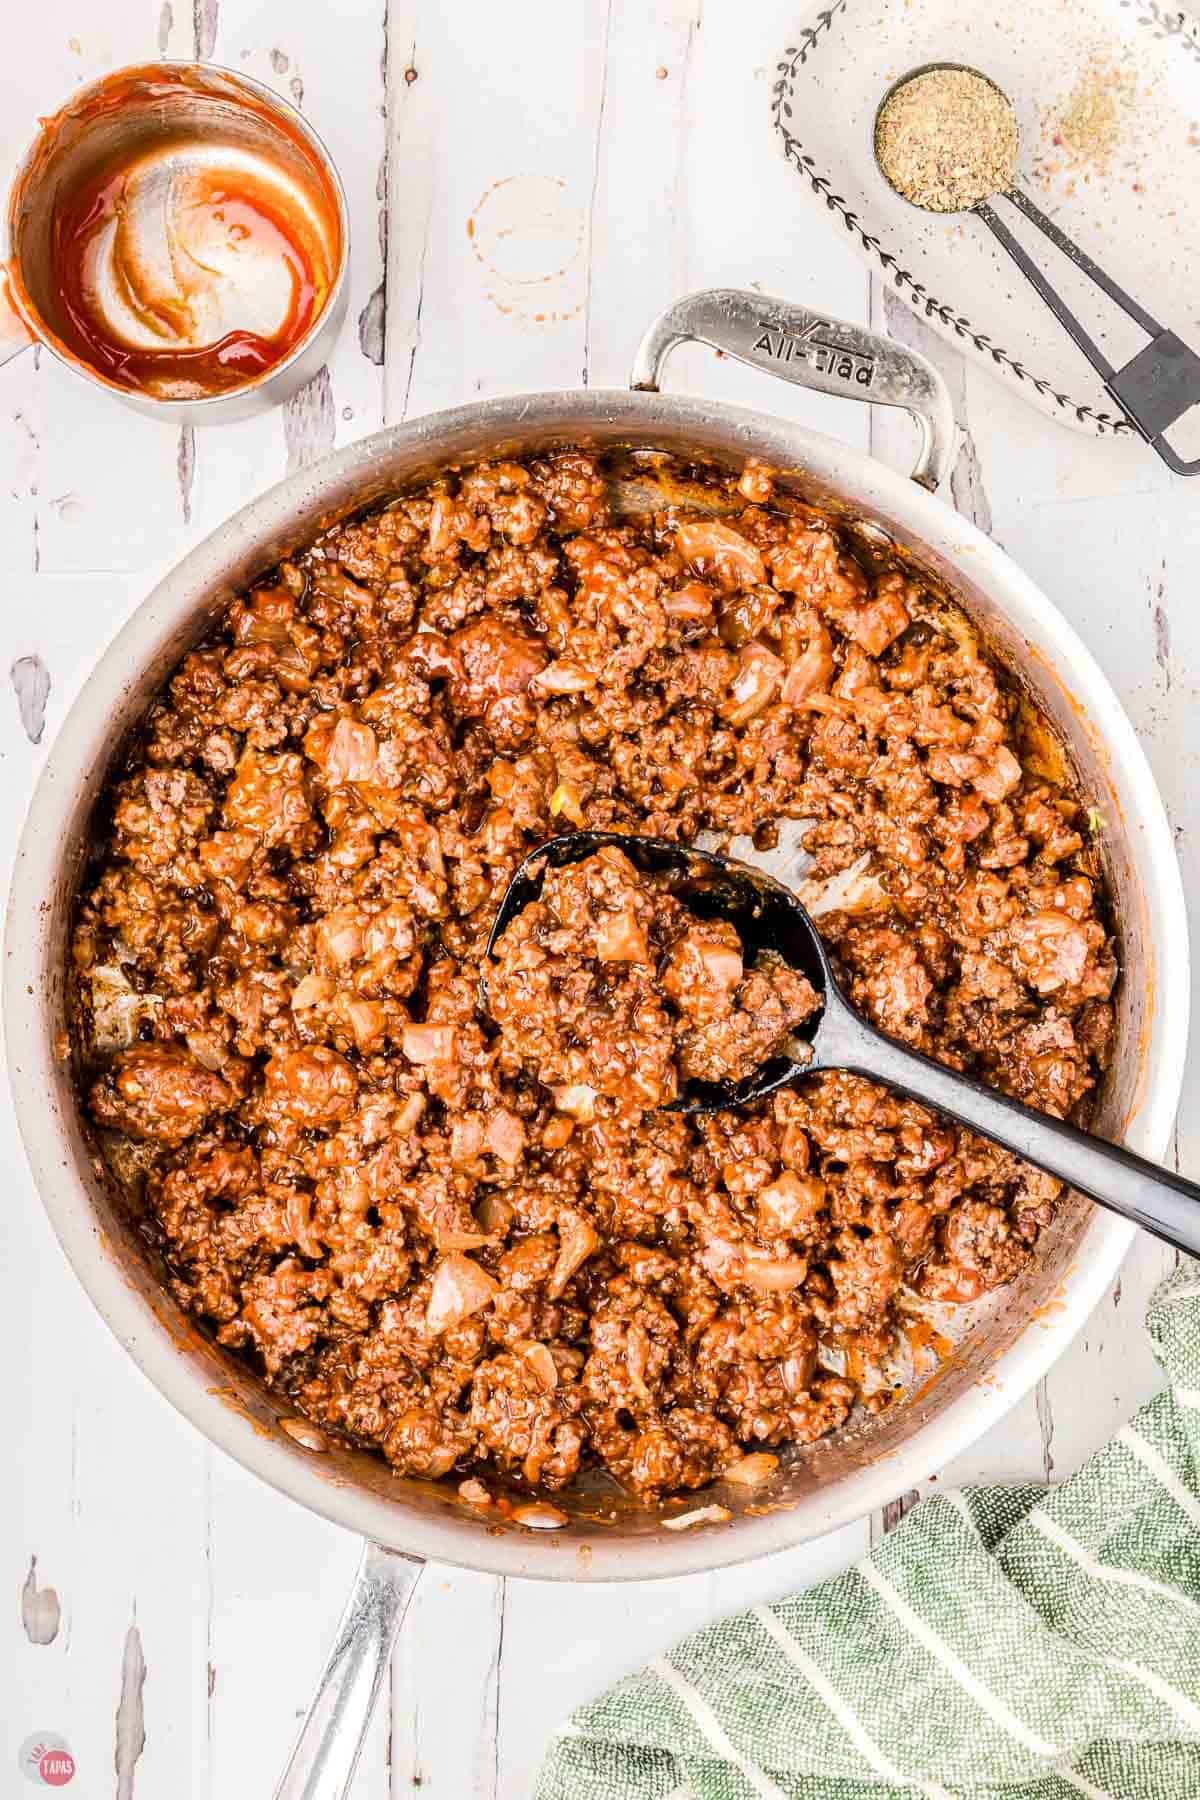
[828,1011,1200,1258]
[974,195,1200,477]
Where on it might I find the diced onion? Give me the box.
[721,644,784,725]
[549,781,586,827]
[973,745,1022,803]
[450,1115,484,1163]
[596,909,649,963]
[781,1350,818,1395]
[663,1504,732,1531]
[402,1023,456,1065]
[344,998,386,1050]
[426,1254,499,1335]
[742,1257,810,1294]
[674,519,766,588]
[757,1170,823,1236]
[696,938,743,991]
[848,591,909,657]
[433,1229,490,1251]
[321,915,365,966]
[395,1091,426,1135]
[185,1034,227,1072]
[292,974,336,1011]
[517,1341,559,1390]
[279,1416,329,1452]
[325,716,379,783]
[548,1213,600,1298]
[243,615,291,647]
[723,1452,779,1487]
[663,580,714,620]
[534,659,595,696]
[89,963,161,1052]
[286,1190,323,1261]
[625,1324,651,1400]
[553,1083,598,1122]
[485,1108,526,1164]
[511,1502,568,1530]
[701,1236,809,1294]
[781,642,835,705]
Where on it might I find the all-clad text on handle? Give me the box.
[630,287,955,492]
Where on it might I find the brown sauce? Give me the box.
[51,156,325,395]
[8,64,341,399]
[70,449,1117,1502]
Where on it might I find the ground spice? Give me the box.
[1059,80,1119,159]
[1056,67,1123,163]
[875,66,1020,213]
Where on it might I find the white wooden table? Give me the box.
[2,3,1193,1794]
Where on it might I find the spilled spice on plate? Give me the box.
[875,66,1019,212]
[1057,70,1121,161]
[1052,53,1139,176]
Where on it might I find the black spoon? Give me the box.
[484,830,1200,1260]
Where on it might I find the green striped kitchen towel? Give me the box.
[537,1262,1200,1799]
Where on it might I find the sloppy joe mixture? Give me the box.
[487,845,821,1107]
[72,449,1116,1502]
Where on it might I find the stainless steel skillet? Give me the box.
[3,290,1187,1798]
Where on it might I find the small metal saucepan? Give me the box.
[3,289,1189,1798]
[0,61,349,424]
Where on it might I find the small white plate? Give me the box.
[771,0,1200,448]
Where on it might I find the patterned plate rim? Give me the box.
[770,0,1200,437]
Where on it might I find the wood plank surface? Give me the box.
[2,3,1194,1794]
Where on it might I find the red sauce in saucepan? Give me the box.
[50,157,328,396]
[7,65,343,401]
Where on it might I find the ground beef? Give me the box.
[488,845,820,1110]
[71,448,1116,1500]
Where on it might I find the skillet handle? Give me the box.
[274,1542,424,1800]
[630,287,955,492]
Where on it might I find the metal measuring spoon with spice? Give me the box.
[874,62,1200,476]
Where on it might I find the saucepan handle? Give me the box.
[630,287,955,493]
[274,1542,424,1800]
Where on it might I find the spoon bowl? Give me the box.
[483,828,833,1111]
